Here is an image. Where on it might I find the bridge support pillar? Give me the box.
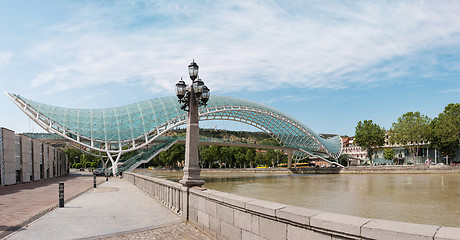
[287,150,293,168]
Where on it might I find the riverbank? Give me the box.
[139,165,460,175]
[342,165,460,174]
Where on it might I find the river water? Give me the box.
[138,170,460,227]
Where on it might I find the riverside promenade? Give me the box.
[0,171,104,239]
[1,172,211,240]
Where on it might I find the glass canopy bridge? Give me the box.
[6,93,343,175]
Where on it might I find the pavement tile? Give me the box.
[3,176,213,240]
[0,171,104,239]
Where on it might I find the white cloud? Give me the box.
[26,0,460,94]
[0,52,12,65]
[441,87,460,93]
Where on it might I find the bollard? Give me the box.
[93,175,96,188]
[59,182,64,208]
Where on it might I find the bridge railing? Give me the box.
[123,172,184,215]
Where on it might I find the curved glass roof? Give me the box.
[9,93,341,158]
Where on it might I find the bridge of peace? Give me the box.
[1,63,459,239]
[5,92,342,176]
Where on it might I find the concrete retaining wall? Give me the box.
[43,143,49,179]
[1,128,16,185]
[124,172,460,240]
[290,167,341,174]
[32,139,41,181]
[49,147,55,178]
[343,165,460,174]
[19,135,32,183]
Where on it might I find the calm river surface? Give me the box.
[138,170,460,227]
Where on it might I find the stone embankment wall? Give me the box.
[289,167,341,174]
[0,127,68,186]
[342,165,460,174]
[289,165,460,174]
[201,168,292,173]
[123,172,460,240]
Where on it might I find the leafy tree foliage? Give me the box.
[430,103,460,162]
[255,151,266,166]
[389,112,431,163]
[149,140,286,169]
[63,147,82,165]
[235,150,246,168]
[383,148,395,161]
[260,138,281,146]
[245,149,255,168]
[63,147,104,168]
[164,129,271,143]
[354,120,385,166]
[199,145,216,168]
[147,129,290,168]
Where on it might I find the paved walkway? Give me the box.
[3,177,212,240]
[0,171,105,239]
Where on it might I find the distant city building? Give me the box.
[341,136,368,161]
[341,134,460,166]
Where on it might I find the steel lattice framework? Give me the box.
[7,93,342,160]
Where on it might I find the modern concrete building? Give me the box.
[0,127,68,186]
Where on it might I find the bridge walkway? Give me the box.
[3,175,211,240]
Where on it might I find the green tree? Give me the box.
[157,151,169,167]
[389,112,431,164]
[63,147,82,165]
[255,151,265,166]
[235,150,246,168]
[154,144,185,168]
[260,138,280,146]
[383,148,395,162]
[430,103,460,163]
[264,149,276,167]
[168,144,185,168]
[354,120,385,166]
[199,146,213,168]
[275,150,287,165]
[219,147,230,168]
[245,149,255,168]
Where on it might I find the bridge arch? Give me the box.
[7,93,342,163]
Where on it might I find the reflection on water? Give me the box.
[139,170,460,227]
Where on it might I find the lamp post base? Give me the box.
[179,178,205,187]
[180,167,204,187]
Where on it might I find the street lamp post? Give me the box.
[176,60,210,187]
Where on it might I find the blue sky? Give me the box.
[0,0,459,136]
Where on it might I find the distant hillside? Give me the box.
[164,128,271,143]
